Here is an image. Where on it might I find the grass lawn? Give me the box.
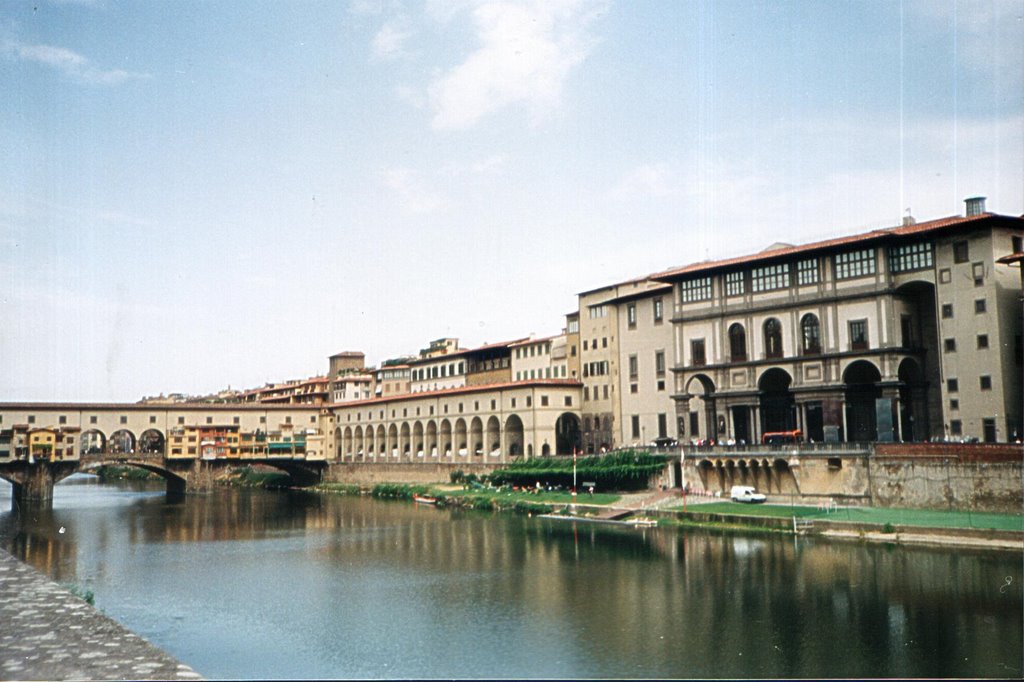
[440,487,621,506]
[673,501,1023,532]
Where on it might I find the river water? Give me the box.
[0,475,1021,679]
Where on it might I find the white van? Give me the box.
[730,485,767,503]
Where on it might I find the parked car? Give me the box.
[730,485,767,503]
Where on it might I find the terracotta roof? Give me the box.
[407,337,530,365]
[508,334,561,347]
[0,403,321,411]
[326,378,582,409]
[651,213,1021,281]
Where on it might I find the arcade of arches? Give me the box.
[676,357,935,443]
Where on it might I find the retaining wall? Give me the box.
[325,461,500,485]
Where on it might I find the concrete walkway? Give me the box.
[0,549,202,681]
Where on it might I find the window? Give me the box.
[680,277,712,302]
[728,323,746,361]
[630,384,638,394]
[888,242,934,272]
[950,419,962,436]
[91,415,98,424]
[764,318,783,358]
[941,303,953,319]
[149,415,157,424]
[980,375,992,390]
[588,305,607,318]
[564,396,572,406]
[835,249,876,279]
[583,387,589,400]
[120,415,128,424]
[628,355,638,379]
[949,399,959,411]
[975,299,986,313]
[797,258,820,285]
[602,337,608,348]
[726,271,745,296]
[627,303,637,328]
[953,240,969,263]
[567,318,579,334]
[631,415,640,439]
[657,413,667,438]
[752,263,790,292]
[179,416,186,425]
[801,314,821,355]
[583,340,588,351]
[944,338,957,353]
[947,378,959,393]
[849,320,868,351]
[939,268,952,283]
[603,385,609,399]
[59,415,66,424]
[653,298,663,323]
[233,416,240,425]
[541,396,549,406]
[28,415,35,424]
[1013,235,1023,253]
[977,334,989,349]
[691,339,706,366]
[655,350,665,377]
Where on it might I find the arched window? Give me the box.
[801,314,821,355]
[764,318,783,359]
[728,323,747,362]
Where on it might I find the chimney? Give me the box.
[965,196,986,217]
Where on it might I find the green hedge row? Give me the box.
[490,450,669,492]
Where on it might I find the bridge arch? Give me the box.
[80,429,106,455]
[139,429,165,455]
[109,430,136,455]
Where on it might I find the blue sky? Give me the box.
[1,0,1021,402]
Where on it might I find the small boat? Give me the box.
[628,517,658,527]
[413,495,437,505]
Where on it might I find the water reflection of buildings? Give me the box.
[3,488,1019,678]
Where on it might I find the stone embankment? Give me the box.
[0,549,202,681]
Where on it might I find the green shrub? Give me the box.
[882,522,896,534]
[65,584,95,605]
[489,450,669,492]
[449,469,465,484]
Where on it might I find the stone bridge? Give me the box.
[0,453,327,504]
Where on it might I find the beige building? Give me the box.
[577,285,620,452]
[332,379,582,461]
[650,199,1023,444]
[511,334,569,382]
[608,281,675,446]
[374,363,412,398]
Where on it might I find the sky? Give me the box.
[1,0,1022,403]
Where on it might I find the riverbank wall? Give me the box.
[0,549,202,681]
[325,461,501,486]
[683,443,1022,514]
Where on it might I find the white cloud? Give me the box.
[5,40,149,85]
[380,167,447,214]
[428,0,604,130]
[611,163,679,201]
[372,22,413,60]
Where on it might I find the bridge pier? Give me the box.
[0,461,79,507]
